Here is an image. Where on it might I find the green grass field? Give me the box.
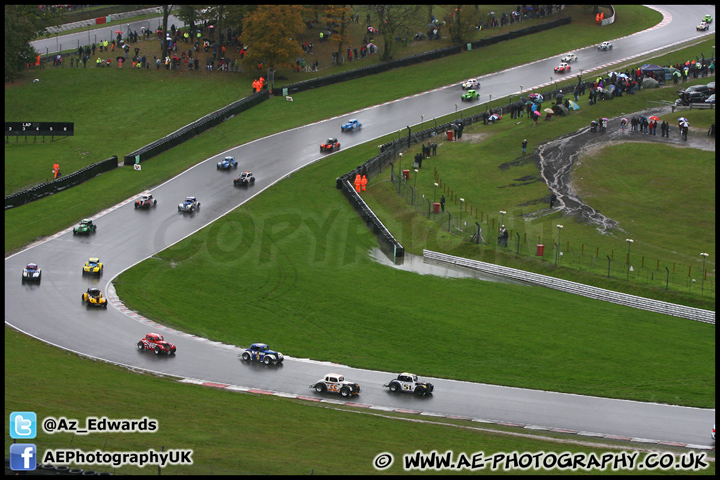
[5,327,714,475]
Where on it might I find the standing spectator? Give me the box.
[431,142,437,155]
[521,138,527,154]
[550,193,557,208]
[440,194,445,212]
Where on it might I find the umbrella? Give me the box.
[678,117,688,123]
[115,30,123,34]
[488,114,500,121]
[621,118,628,123]
[555,93,564,99]
[643,77,659,88]
[529,93,543,101]
[553,105,569,116]
[544,108,555,113]
[600,118,608,122]
[116,56,124,62]
[649,116,660,121]
[532,110,541,116]
[596,87,607,93]
[567,100,580,110]
[618,73,629,78]
[680,121,689,128]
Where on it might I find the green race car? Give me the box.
[73,219,97,235]
[461,89,479,101]
[702,14,712,23]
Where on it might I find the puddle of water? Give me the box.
[368,247,530,286]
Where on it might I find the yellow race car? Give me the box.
[82,257,103,275]
[82,288,107,308]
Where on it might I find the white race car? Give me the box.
[22,263,42,283]
[461,78,480,90]
[597,41,613,51]
[561,53,578,63]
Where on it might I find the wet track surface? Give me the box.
[9,5,716,448]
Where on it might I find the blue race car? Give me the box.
[239,343,284,365]
[341,119,362,132]
[217,156,238,170]
[178,196,201,213]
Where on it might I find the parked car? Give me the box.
[178,196,200,212]
[82,257,103,275]
[704,94,715,104]
[560,53,578,63]
[310,373,361,397]
[341,119,362,132]
[73,219,96,235]
[82,287,107,308]
[461,78,479,89]
[233,171,255,186]
[320,138,340,152]
[697,22,710,31]
[461,89,479,101]
[134,194,157,209]
[554,62,571,73]
[384,373,434,396]
[22,263,42,283]
[137,333,176,355]
[217,156,238,170]
[239,343,284,365]
[597,41,613,51]
[706,82,715,94]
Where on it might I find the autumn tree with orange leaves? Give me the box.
[239,5,305,72]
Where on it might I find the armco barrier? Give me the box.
[123,90,269,166]
[340,178,403,258]
[5,156,118,209]
[275,16,571,97]
[424,250,715,324]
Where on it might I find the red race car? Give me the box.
[320,137,340,152]
[554,62,571,73]
[136,333,176,355]
[134,194,157,209]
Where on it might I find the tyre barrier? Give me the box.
[5,156,118,210]
[123,90,269,166]
[274,17,571,98]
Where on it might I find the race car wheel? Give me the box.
[153,200,157,206]
[414,386,426,396]
[315,383,326,393]
[154,346,161,355]
[135,203,138,208]
[102,303,107,308]
[82,294,86,302]
[389,383,399,392]
[340,387,350,397]
[137,342,144,350]
[263,356,272,365]
[241,352,251,361]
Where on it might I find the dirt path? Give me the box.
[528,105,715,233]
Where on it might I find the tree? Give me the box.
[323,5,353,60]
[372,5,424,61]
[445,5,480,45]
[4,5,54,81]
[160,5,173,62]
[239,5,304,72]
